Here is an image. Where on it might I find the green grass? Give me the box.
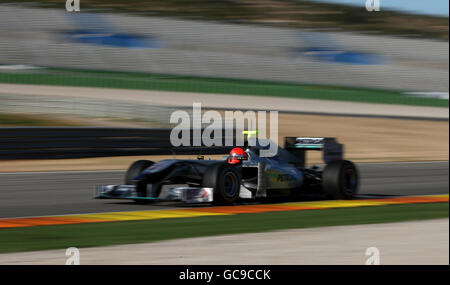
[0,68,447,107]
[0,203,447,253]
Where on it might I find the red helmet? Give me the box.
[227,147,248,164]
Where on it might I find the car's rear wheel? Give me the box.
[203,163,241,205]
[322,160,359,200]
[125,160,154,198]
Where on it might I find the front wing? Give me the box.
[94,184,214,203]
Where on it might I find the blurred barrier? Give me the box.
[0,127,234,159]
[0,5,448,92]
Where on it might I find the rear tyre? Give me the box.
[203,163,241,205]
[124,160,154,199]
[322,160,359,200]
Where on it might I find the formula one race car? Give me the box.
[95,137,359,204]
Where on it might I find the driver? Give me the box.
[227,147,248,165]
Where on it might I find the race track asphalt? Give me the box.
[0,161,448,218]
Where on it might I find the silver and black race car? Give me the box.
[95,137,359,205]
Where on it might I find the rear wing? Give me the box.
[284,137,343,167]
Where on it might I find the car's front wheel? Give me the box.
[203,163,241,205]
[125,160,154,198]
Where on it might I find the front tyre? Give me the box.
[124,160,154,198]
[203,163,241,205]
[322,160,359,200]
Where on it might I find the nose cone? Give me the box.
[131,173,148,183]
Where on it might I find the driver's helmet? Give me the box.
[227,147,248,164]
